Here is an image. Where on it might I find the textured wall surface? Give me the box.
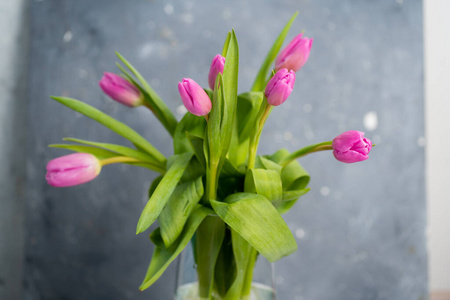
[25,1,426,299]
[0,0,29,299]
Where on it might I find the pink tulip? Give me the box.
[46,153,101,187]
[208,54,226,90]
[264,69,296,106]
[99,72,143,107]
[332,131,372,163]
[178,78,212,116]
[275,33,313,72]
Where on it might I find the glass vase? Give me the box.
[174,238,276,300]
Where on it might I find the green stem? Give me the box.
[100,156,141,165]
[207,161,219,201]
[241,249,258,297]
[247,101,272,170]
[100,156,166,173]
[278,141,333,167]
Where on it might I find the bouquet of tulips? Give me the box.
[45,13,372,300]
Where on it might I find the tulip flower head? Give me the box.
[46,153,101,187]
[208,54,226,90]
[99,72,143,107]
[178,78,212,116]
[275,33,313,72]
[264,69,296,106]
[332,130,372,163]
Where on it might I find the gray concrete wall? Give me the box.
[0,0,29,299]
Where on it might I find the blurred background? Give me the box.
[0,0,447,299]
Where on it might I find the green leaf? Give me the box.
[116,53,178,136]
[282,188,311,202]
[194,216,226,298]
[228,92,263,167]
[214,229,237,297]
[220,30,239,162]
[49,144,118,159]
[139,205,213,291]
[244,169,283,207]
[257,156,282,174]
[281,160,310,191]
[236,92,264,141]
[63,138,164,168]
[221,158,245,178]
[136,153,193,234]
[186,132,206,168]
[278,188,311,214]
[269,149,310,191]
[173,112,206,154]
[158,177,204,247]
[148,175,164,198]
[222,230,255,299]
[251,12,299,91]
[222,31,231,57]
[50,96,166,163]
[211,193,297,262]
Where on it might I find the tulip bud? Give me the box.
[264,69,296,106]
[275,33,313,72]
[332,131,372,163]
[46,153,101,187]
[99,72,143,107]
[178,78,212,116]
[208,54,226,90]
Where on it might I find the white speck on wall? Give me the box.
[295,228,306,239]
[320,186,330,196]
[363,111,378,131]
[164,4,174,15]
[139,43,155,59]
[176,105,188,116]
[182,14,194,24]
[303,103,313,113]
[283,131,293,141]
[417,136,426,147]
[63,31,72,43]
[396,0,404,4]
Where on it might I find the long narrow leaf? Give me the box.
[159,177,204,247]
[136,153,193,234]
[63,137,164,167]
[220,30,239,162]
[49,144,119,159]
[116,53,178,136]
[251,12,298,91]
[50,96,166,163]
